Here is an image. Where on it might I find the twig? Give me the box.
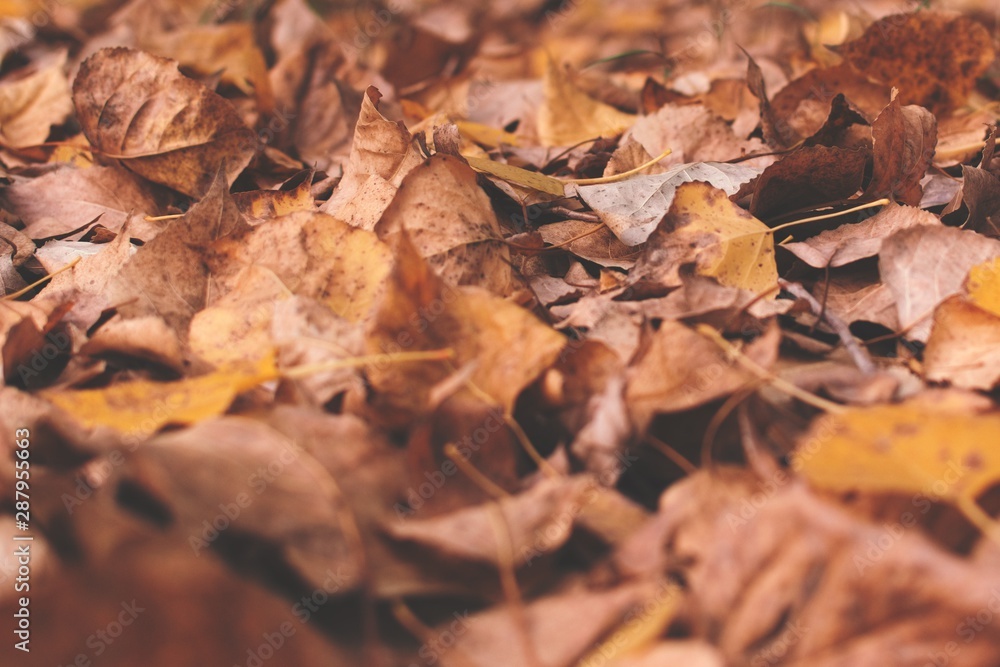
[779,279,876,375]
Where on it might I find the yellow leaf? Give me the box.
[796,394,1000,532]
[465,156,566,197]
[537,58,635,147]
[670,182,778,295]
[454,120,520,148]
[189,266,292,368]
[966,256,1000,318]
[42,355,277,438]
[233,175,315,224]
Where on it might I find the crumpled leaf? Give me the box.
[319,86,424,229]
[865,91,936,206]
[577,162,760,246]
[649,467,1000,667]
[72,47,256,197]
[626,320,780,430]
[364,233,565,427]
[625,103,768,167]
[376,154,511,293]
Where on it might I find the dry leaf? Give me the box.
[73,47,256,197]
[538,59,635,147]
[633,181,778,294]
[837,11,995,113]
[577,162,759,246]
[879,225,1000,341]
[783,203,939,269]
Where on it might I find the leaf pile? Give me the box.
[2,1,1000,666]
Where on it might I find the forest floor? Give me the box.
[2,0,1000,665]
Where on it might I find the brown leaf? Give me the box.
[0,164,163,240]
[744,51,797,149]
[112,171,248,335]
[837,11,995,113]
[745,145,869,219]
[376,154,511,293]
[72,47,256,197]
[627,103,767,168]
[770,64,890,141]
[954,166,1000,238]
[364,233,564,427]
[0,51,72,148]
[783,203,940,268]
[625,320,780,430]
[865,91,936,206]
[924,296,1000,391]
[879,225,1000,341]
[651,468,1000,667]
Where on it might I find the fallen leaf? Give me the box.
[924,296,1000,391]
[0,164,163,240]
[577,162,760,246]
[0,51,72,148]
[632,181,778,294]
[783,203,940,268]
[966,256,1000,317]
[744,145,868,219]
[376,154,511,293]
[865,91,937,206]
[837,11,995,113]
[626,320,779,429]
[363,233,564,426]
[538,59,635,147]
[41,355,276,438]
[796,392,1000,513]
[72,47,256,197]
[879,224,1000,341]
[319,86,424,229]
[140,22,274,113]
